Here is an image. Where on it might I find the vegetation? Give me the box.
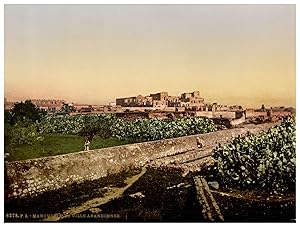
[5,108,216,161]
[6,100,46,125]
[5,122,44,146]
[37,114,216,141]
[5,134,136,161]
[209,117,296,193]
[110,116,216,141]
[4,100,47,148]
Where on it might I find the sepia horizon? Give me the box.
[4,4,296,108]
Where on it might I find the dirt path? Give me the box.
[44,168,147,221]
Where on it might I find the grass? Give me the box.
[5,134,137,162]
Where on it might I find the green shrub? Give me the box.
[209,117,296,193]
[8,100,46,125]
[6,123,44,146]
[78,116,113,140]
[36,114,216,141]
[111,117,216,141]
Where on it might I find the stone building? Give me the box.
[180,91,204,108]
[150,92,168,108]
[167,96,181,107]
[150,92,169,101]
[116,90,205,110]
[116,95,153,107]
[73,104,93,112]
[30,99,65,111]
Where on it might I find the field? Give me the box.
[5,134,136,162]
[4,114,216,162]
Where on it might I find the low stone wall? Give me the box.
[120,107,163,111]
[6,123,277,200]
[195,111,236,119]
[272,111,293,117]
[213,111,236,119]
[195,111,213,118]
[230,115,246,126]
[245,110,267,118]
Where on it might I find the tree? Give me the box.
[78,118,112,141]
[9,100,46,125]
[62,103,75,113]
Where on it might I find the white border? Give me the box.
[1,1,298,226]
[1,0,299,4]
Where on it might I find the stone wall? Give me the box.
[245,110,267,118]
[6,123,277,200]
[121,107,164,112]
[245,110,293,120]
[272,111,293,117]
[195,111,236,119]
[213,111,236,119]
[230,114,246,126]
[195,111,213,118]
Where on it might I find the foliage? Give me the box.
[37,115,85,134]
[110,117,216,141]
[4,110,12,125]
[78,116,114,140]
[36,114,216,141]
[209,117,296,193]
[6,122,44,146]
[62,103,75,113]
[8,100,46,125]
[5,112,216,160]
[36,114,114,135]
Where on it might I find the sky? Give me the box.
[4,4,296,108]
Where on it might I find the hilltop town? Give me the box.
[4,90,295,126]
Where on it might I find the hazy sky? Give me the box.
[4,4,295,108]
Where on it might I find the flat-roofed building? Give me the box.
[150,92,168,101]
[30,99,65,111]
[116,90,204,109]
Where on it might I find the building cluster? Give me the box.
[4,98,121,113]
[30,99,65,112]
[4,92,294,121]
[116,91,206,109]
[4,90,243,114]
[30,100,103,113]
[116,91,242,111]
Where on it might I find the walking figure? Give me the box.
[84,139,90,151]
[196,137,203,149]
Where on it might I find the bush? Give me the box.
[209,117,296,193]
[9,100,46,125]
[111,117,216,141]
[78,117,113,140]
[6,123,44,146]
[35,114,216,141]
